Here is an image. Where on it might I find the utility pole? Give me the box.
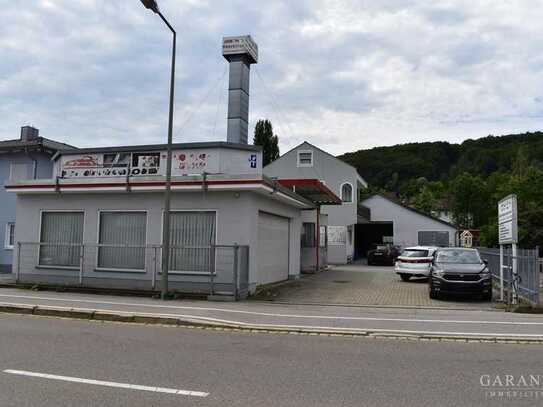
[140,0,176,299]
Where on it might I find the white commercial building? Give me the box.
[6,142,340,299]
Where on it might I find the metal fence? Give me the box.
[15,242,250,300]
[479,247,540,306]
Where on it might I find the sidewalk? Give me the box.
[1,287,543,343]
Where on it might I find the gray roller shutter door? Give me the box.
[418,231,449,247]
[257,212,289,284]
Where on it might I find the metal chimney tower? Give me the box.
[222,35,258,144]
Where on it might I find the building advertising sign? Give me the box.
[498,194,518,244]
[171,151,216,176]
[60,152,161,178]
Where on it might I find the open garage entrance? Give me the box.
[355,222,393,259]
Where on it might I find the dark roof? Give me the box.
[0,137,76,154]
[365,193,458,229]
[54,141,261,160]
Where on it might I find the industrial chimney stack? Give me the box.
[222,35,259,144]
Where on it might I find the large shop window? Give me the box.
[39,212,84,267]
[169,212,216,273]
[98,212,147,271]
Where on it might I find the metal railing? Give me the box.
[479,247,540,307]
[15,242,250,300]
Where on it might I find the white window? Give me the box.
[341,182,353,203]
[4,223,15,249]
[169,211,216,273]
[39,212,84,267]
[98,211,147,271]
[9,163,32,181]
[297,150,313,167]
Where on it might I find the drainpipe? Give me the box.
[316,206,320,272]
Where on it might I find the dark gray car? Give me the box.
[429,248,492,301]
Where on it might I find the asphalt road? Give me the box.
[1,289,543,338]
[1,314,542,407]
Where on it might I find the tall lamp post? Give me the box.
[140,0,176,299]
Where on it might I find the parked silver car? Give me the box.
[395,246,437,281]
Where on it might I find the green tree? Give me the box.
[253,119,280,166]
[450,172,489,228]
[411,185,438,215]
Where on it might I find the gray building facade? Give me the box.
[361,195,458,248]
[7,142,318,297]
[0,126,75,273]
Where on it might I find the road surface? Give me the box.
[1,288,542,338]
[1,313,541,407]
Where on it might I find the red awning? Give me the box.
[276,178,342,205]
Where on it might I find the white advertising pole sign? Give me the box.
[498,194,518,304]
[498,194,518,244]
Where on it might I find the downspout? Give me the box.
[24,148,38,179]
[316,206,320,272]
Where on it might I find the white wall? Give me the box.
[361,195,457,248]
[13,190,302,291]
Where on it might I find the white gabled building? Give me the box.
[264,141,368,265]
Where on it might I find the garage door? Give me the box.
[257,212,289,285]
[418,231,449,247]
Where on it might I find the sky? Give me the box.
[1,0,542,156]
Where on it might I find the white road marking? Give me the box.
[1,301,543,338]
[0,293,542,326]
[3,369,209,397]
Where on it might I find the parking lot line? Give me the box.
[3,369,209,398]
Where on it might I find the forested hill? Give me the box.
[339,131,543,192]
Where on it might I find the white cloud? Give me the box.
[0,0,541,157]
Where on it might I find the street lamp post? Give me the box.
[140,0,176,299]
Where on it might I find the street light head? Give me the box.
[140,0,159,13]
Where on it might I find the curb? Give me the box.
[2,304,543,345]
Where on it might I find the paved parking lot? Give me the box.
[253,263,498,310]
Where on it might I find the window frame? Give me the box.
[160,209,218,275]
[297,150,314,167]
[340,182,354,203]
[37,210,85,270]
[4,223,15,250]
[301,222,316,248]
[95,210,149,273]
[9,162,34,181]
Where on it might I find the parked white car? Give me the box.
[395,246,437,281]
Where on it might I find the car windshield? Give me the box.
[401,249,429,258]
[436,249,482,264]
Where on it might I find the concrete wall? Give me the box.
[264,142,363,264]
[13,190,301,292]
[0,152,53,273]
[361,195,457,248]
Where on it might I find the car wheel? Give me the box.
[429,284,439,300]
[399,274,411,282]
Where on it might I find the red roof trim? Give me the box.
[276,178,342,204]
[6,179,263,190]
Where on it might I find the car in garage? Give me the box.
[429,248,491,300]
[367,244,400,266]
[395,246,436,281]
